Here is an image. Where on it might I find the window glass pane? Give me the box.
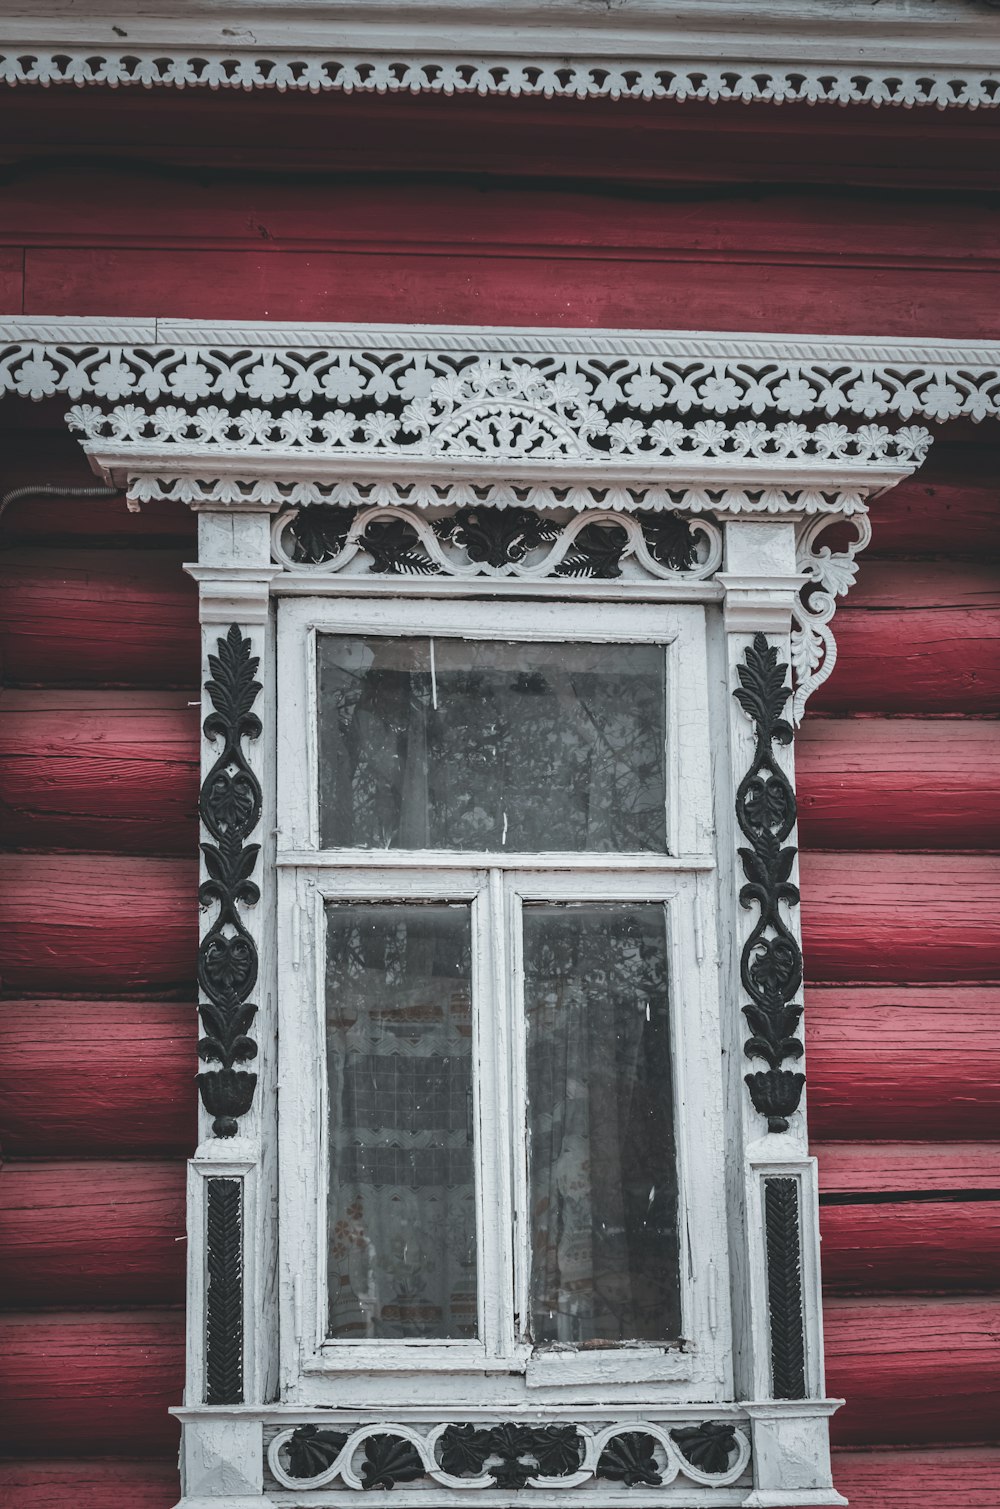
[325,903,477,1340]
[524,902,680,1345]
[318,636,666,851]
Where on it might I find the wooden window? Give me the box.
[275,597,731,1404]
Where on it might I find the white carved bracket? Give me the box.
[791,513,873,722]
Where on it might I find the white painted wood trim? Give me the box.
[3,1,1000,109]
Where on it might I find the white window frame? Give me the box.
[42,315,953,1507]
[274,596,731,1406]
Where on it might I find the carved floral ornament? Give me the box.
[6,320,996,714]
[265,1418,751,1493]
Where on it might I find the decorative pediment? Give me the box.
[5,317,995,715]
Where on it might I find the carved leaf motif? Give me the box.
[289,504,358,564]
[205,1179,243,1405]
[670,1422,738,1475]
[204,624,263,737]
[203,769,257,837]
[434,507,557,567]
[742,774,793,835]
[638,510,700,570]
[734,633,792,743]
[361,1435,425,1490]
[554,522,628,578]
[362,518,440,575]
[285,1425,351,1479]
[597,1432,663,1487]
[765,1178,807,1398]
[528,1426,583,1477]
[437,1424,493,1477]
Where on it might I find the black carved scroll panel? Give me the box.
[198,625,263,1137]
[733,634,805,1132]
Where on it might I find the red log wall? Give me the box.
[1,86,998,1508]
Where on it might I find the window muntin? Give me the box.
[276,597,728,1403]
[317,635,668,853]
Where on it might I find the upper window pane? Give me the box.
[317,635,667,851]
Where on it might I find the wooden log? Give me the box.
[869,444,1000,556]
[826,1297,1000,1446]
[0,430,196,546]
[0,549,198,687]
[8,701,999,858]
[0,854,197,994]
[8,1147,995,1311]
[799,853,1000,983]
[4,86,1000,194]
[0,1459,179,1509]
[0,1312,183,1457]
[806,986,1000,1141]
[816,1142,1000,1195]
[22,242,1000,336]
[821,1201,1000,1296]
[816,1144,1000,1295]
[0,1001,196,1156]
[9,172,1000,337]
[0,1161,186,1308]
[813,560,1000,714]
[831,1446,1000,1509]
[796,718,1000,850]
[10,173,1000,262]
[1,488,196,549]
[0,691,199,854]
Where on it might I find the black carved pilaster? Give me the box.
[205,1177,244,1405]
[198,624,263,1137]
[764,1177,807,1400]
[733,633,805,1132]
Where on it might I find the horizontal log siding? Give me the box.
[0,436,196,1492]
[4,699,998,857]
[0,122,998,1506]
[0,692,199,854]
[4,1148,994,1314]
[3,169,1000,336]
[0,1001,195,1157]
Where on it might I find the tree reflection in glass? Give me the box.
[318,636,666,852]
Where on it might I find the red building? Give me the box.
[0,6,998,1508]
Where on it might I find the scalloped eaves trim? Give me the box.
[1,46,1000,110]
[2,320,998,427]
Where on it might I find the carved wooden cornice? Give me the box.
[5,316,989,716]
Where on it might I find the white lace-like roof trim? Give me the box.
[1,46,1000,109]
[3,321,997,426]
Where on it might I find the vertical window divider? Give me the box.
[478,867,516,1361]
[506,873,531,1357]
